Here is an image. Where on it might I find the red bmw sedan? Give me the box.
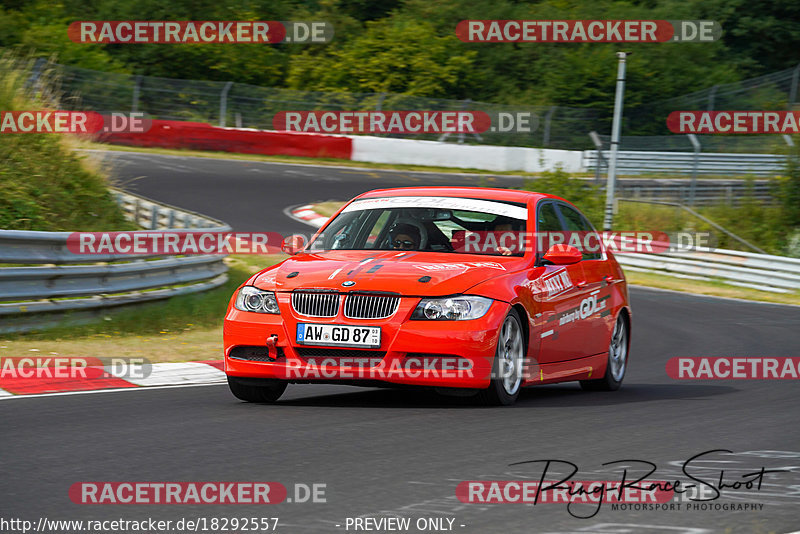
[224,187,631,405]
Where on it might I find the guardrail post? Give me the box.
[150,205,159,230]
[167,209,176,228]
[132,75,142,113]
[220,81,234,127]
[788,62,800,110]
[134,200,141,226]
[687,134,701,206]
[707,85,719,111]
[542,106,556,147]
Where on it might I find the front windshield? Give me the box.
[306,196,529,256]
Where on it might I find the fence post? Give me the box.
[220,81,234,127]
[132,75,142,113]
[376,92,386,111]
[589,131,605,185]
[458,99,471,144]
[27,57,47,93]
[788,62,800,110]
[687,133,701,206]
[707,85,719,111]
[542,106,556,147]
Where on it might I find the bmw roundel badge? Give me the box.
[342,280,356,287]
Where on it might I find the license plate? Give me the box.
[296,324,381,348]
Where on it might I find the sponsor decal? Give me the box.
[536,269,573,299]
[558,295,607,326]
[341,197,528,220]
[413,262,506,272]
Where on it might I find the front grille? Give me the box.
[291,291,341,317]
[296,347,386,360]
[344,294,401,319]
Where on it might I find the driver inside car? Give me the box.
[390,223,421,250]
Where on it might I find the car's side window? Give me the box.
[536,202,562,262]
[556,204,602,260]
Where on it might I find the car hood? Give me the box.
[251,250,524,296]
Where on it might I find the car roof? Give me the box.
[354,186,565,204]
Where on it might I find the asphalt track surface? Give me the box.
[3,151,799,534]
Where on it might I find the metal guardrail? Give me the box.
[584,150,788,177]
[0,189,232,333]
[615,248,800,294]
[615,181,774,204]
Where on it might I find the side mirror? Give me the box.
[542,244,582,265]
[281,235,307,255]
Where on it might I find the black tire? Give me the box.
[479,309,526,406]
[580,314,629,392]
[227,376,287,403]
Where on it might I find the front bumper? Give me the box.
[223,296,509,389]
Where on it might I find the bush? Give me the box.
[0,53,132,231]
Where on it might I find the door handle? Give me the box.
[603,275,614,283]
[576,280,587,288]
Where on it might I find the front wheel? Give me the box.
[227,376,287,403]
[479,310,525,406]
[580,314,628,391]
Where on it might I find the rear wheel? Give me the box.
[580,314,628,391]
[227,376,287,403]
[479,310,525,406]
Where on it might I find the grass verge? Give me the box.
[625,270,800,306]
[0,55,134,231]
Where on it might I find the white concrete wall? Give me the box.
[350,136,585,173]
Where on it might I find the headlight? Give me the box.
[411,295,492,321]
[235,286,280,314]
